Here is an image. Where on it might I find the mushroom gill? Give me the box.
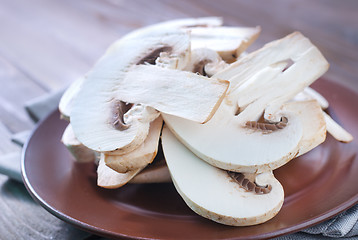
[112,100,133,131]
[245,117,288,132]
[192,59,212,76]
[227,171,272,194]
[136,46,173,65]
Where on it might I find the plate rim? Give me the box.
[21,81,358,239]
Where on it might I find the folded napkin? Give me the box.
[0,90,357,239]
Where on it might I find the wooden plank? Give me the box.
[0,0,356,91]
[0,0,120,90]
[0,57,45,133]
[0,123,21,155]
[0,176,91,239]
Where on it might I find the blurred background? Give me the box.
[0,0,357,239]
[1,0,357,137]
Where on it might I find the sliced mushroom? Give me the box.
[163,32,328,173]
[59,77,84,121]
[190,26,261,62]
[112,64,229,123]
[61,124,96,163]
[323,112,353,143]
[70,30,189,152]
[165,100,325,173]
[220,32,329,124]
[161,126,284,226]
[104,116,163,173]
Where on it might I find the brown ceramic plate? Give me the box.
[22,78,358,240]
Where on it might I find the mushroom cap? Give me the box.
[161,126,284,226]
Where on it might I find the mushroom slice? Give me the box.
[58,77,84,121]
[113,65,229,123]
[61,124,96,163]
[219,32,329,123]
[104,116,163,173]
[163,32,329,173]
[323,112,353,143]
[190,26,261,62]
[184,48,228,77]
[97,154,144,189]
[161,126,284,226]
[165,100,325,173]
[70,30,190,152]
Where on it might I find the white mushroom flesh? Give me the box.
[162,126,284,226]
[116,65,229,123]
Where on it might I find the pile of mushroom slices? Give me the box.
[59,17,353,226]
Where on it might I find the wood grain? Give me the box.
[0,0,357,239]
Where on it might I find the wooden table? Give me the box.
[1,0,357,239]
